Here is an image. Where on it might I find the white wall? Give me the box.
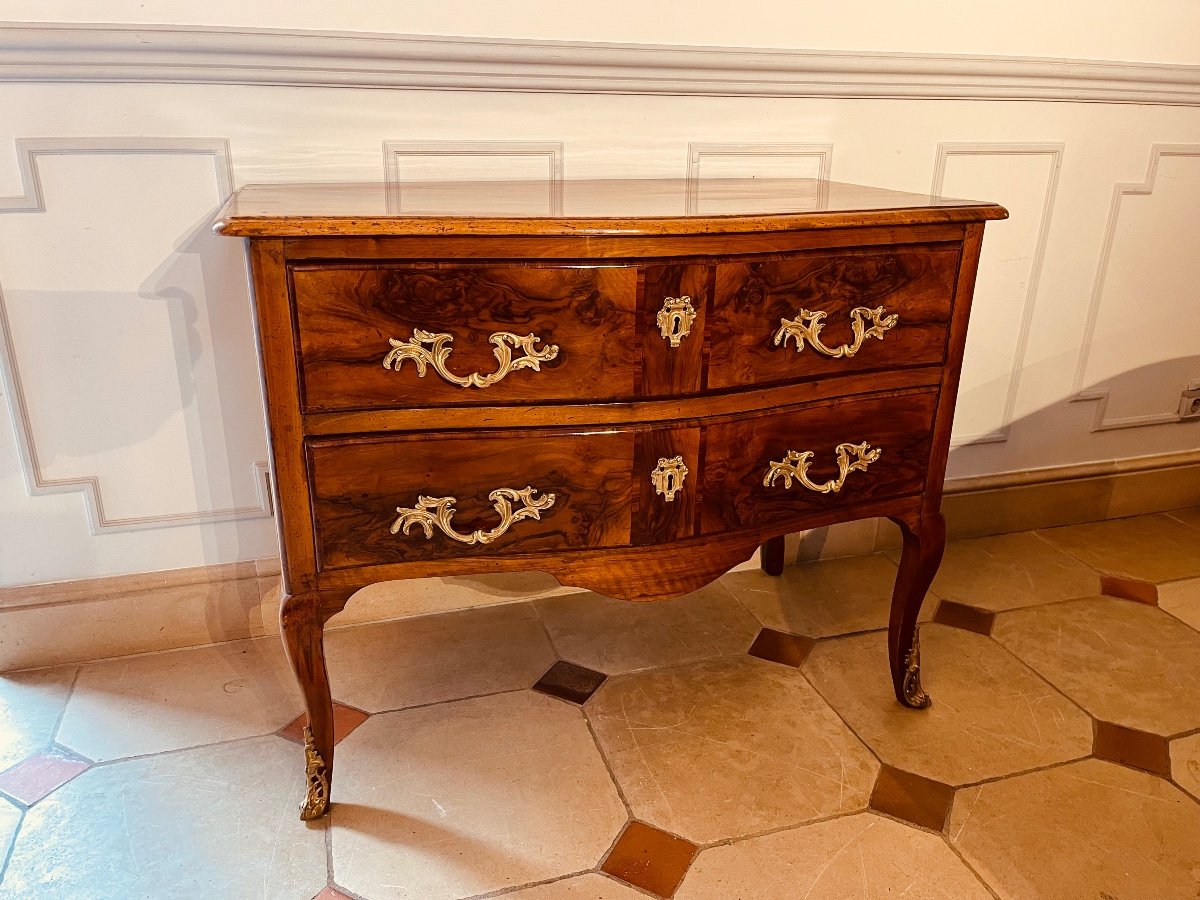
[0,5,1198,587]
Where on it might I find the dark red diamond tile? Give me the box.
[533,660,607,705]
[1093,720,1172,776]
[312,887,354,900]
[1100,574,1159,606]
[0,745,91,806]
[869,764,955,832]
[748,628,816,668]
[601,820,698,898]
[280,703,370,746]
[933,600,996,636]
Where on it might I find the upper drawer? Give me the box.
[291,263,639,412]
[707,244,960,390]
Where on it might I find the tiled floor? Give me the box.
[3,509,1200,899]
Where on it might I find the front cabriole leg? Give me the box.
[887,511,945,709]
[280,591,337,820]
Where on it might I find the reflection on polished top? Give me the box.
[213,178,1007,237]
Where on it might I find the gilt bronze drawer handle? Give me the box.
[657,296,697,348]
[383,328,559,388]
[390,486,556,545]
[763,442,882,494]
[650,455,689,502]
[773,306,898,359]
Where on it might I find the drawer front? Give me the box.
[310,430,635,569]
[700,388,938,533]
[292,263,639,412]
[708,245,959,390]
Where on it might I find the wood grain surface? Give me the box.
[308,429,634,569]
[293,263,638,411]
[700,388,938,533]
[709,244,960,389]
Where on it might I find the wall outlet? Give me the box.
[1180,382,1200,420]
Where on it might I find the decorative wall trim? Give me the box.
[382,140,565,214]
[685,143,832,214]
[934,142,1065,446]
[1071,143,1200,431]
[0,137,272,533]
[2,23,1199,105]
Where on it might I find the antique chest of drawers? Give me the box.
[214,178,1006,819]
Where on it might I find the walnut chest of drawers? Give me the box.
[215,178,1007,820]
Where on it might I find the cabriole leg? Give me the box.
[887,511,945,709]
[280,592,335,820]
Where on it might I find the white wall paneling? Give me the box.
[1,10,1199,594]
[685,143,832,214]
[382,140,564,213]
[933,143,1064,445]
[1071,144,1200,431]
[0,137,270,533]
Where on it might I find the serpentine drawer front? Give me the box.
[214,177,1006,821]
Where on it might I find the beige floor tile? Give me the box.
[0,735,326,900]
[803,625,1091,785]
[1170,732,1200,802]
[534,582,759,675]
[921,531,1099,612]
[56,639,299,762]
[723,553,933,638]
[325,602,556,713]
[949,758,1200,900]
[1161,576,1200,631]
[588,656,878,844]
[676,812,992,900]
[0,667,75,772]
[330,691,626,900]
[1037,513,1200,582]
[0,799,18,866]
[505,874,647,899]
[1167,506,1200,530]
[992,597,1200,736]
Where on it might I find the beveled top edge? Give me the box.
[213,178,1008,237]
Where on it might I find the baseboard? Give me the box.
[3,453,1197,672]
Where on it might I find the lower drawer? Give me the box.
[700,388,938,533]
[309,430,635,569]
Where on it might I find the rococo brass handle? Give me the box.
[763,442,882,494]
[657,296,697,348]
[383,328,559,388]
[773,306,898,359]
[390,486,555,545]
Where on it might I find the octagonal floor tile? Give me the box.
[0,667,76,772]
[504,874,647,899]
[0,798,18,868]
[1037,514,1200,583]
[803,624,1091,785]
[949,758,1200,899]
[325,602,556,713]
[534,582,759,675]
[676,812,992,900]
[0,735,325,900]
[587,655,878,844]
[1161,576,1200,631]
[722,553,921,638]
[330,690,626,900]
[1171,732,1200,802]
[992,596,1200,736]
[57,639,299,762]
[921,531,1099,612]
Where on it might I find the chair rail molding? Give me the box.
[2,23,1199,104]
[1071,143,1200,432]
[933,142,1065,446]
[0,136,272,534]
